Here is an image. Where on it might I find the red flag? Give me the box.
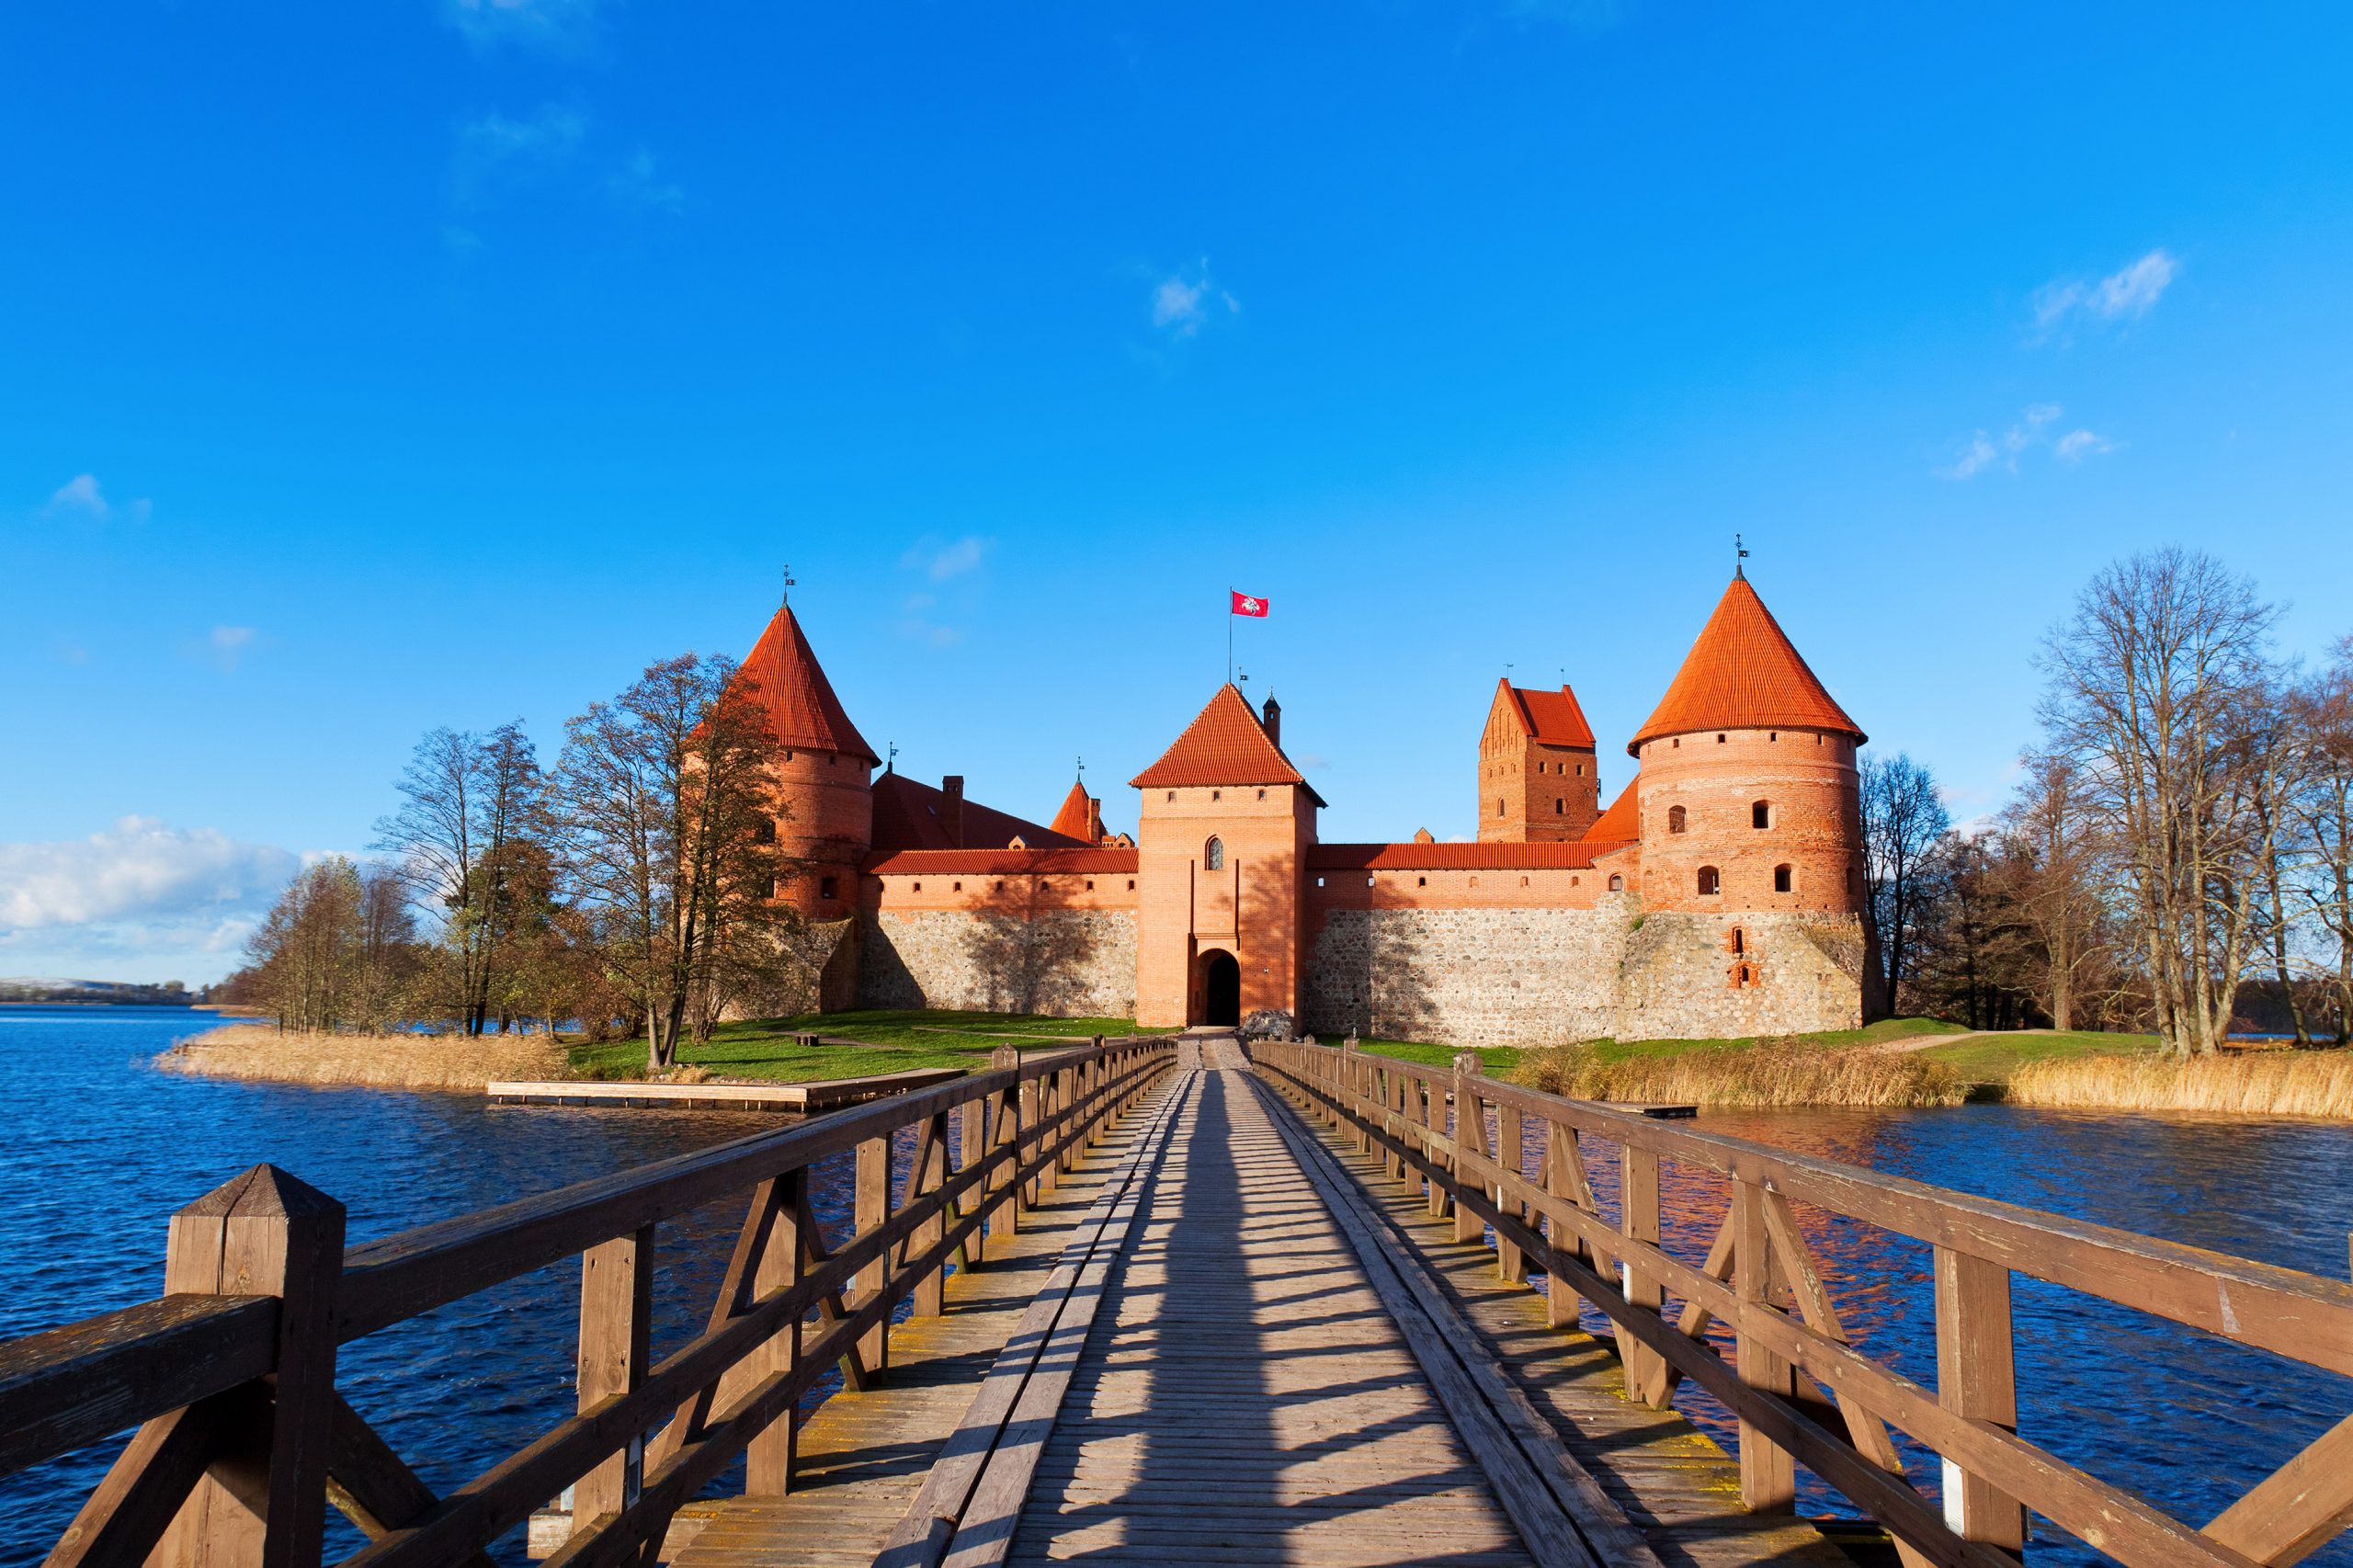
[1230,590,1269,618]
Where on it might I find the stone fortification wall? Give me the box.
[1614,910,1866,1040]
[1301,900,1867,1045]
[1302,903,1632,1046]
[858,908,1138,1018]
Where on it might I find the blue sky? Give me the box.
[6,1,2351,983]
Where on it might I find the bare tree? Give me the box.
[2288,639,2353,1044]
[242,858,418,1031]
[553,653,794,1073]
[1996,752,2118,1031]
[2038,547,2281,1054]
[1859,750,1950,1017]
[373,722,544,1035]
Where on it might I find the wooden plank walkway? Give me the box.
[669,1042,1852,1568]
[663,1067,1190,1568]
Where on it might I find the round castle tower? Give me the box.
[1628,573,1866,921]
[732,602,877,925]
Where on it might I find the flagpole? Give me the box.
[1226,588,1233,686]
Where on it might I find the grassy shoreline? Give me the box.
[156,1024,573,1091]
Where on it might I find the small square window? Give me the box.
[819,876,837,898]
[1127,879,1136,890]
[1211,790,1221,801]
[912,881,922,892]
[1086,879,1096,890]
[952,881,962,892]
[1166,790,1176,802]
[1315,876,1325,887]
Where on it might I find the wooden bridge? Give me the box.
[7,1034,2353,1568]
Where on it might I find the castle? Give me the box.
[733,573,1871,1044]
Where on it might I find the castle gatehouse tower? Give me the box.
[1477,679,1602,843]
[1129,686,1323,1029]
[732,603,878,926]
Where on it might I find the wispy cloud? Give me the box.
[444,0,602,54]
[178,625,257,674]
[45,473,150,523]
[1937,403,2116,480]
[459,104,587,180]
[607,147,685,214]
[901,534,989,582]
[2031,248,2178,339]
[894,593,964,649]
[1150,259,1240,339]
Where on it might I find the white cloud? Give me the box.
[1150,260,1240,339]
[45,473,150,522]
[2032,248,2178,337]
[901,534,989,582]
[608,147,685,214]
[1938,403,2111,479]
[0,818,297,931]
[2054,428,2117,462]
[445,0,601,52]
[460,104,587,167]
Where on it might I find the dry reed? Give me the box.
[2007,1051,2353,1117]
[155,1024,573,1092]
[1508,1043,1968,1108]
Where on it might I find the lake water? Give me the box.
[3,1008,2349,1567]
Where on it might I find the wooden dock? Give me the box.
[486,1067,968,1112]
[12,1031,2353,1568]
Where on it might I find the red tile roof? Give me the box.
[1629,574,1865,754]
[1130,685,1326,804]
[870,771,1085,854]
[732,605,878,764]
[1307,842,1597,871]
[865,846,1141,877]
[1047,780,1096,842]
[1500,680,1597,748]
[1581,781,1640,851]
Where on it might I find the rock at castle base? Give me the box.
[1240,1008,1297,1041]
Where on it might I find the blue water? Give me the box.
[3,1009,2349,1566]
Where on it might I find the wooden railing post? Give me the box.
[1732,1177,1796,1514]
[574,1223,654,1533]
[910,1113,951,1317]
[1056,1065,1078,1174]
[1543,1121,1582,1330]
[1424,1074,1449,1220]
[1618,1147,1665,1398]
[1344,1040,1372,1153]
[1935,1246,2026,1555]
[987,1046,1020,1238]
[157,1165,345,1568]
[1495,1096,1525,1282]
[958,1087,987,1265]
[745,1172,804,1496]
[1452,1054,1486,1244]
[1019,1066,1044,1210]
[1384,1064,1406,1180]
[854,1134,892,1375]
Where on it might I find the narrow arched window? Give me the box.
[1774,864,1792,893]
[1496,798,1506,817]
[1204,836,1224,870]
[1554,799,1564,814]
[1752,800,1771,829]
[1608,873,1624,892]
[1730,926,1745,955]
[1667,805,1687,835]
[1697,866,1721,896]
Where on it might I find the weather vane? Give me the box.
[1076,755,1086,780]
[782,562,796,605]
[886,740,897,774]
[1734,534,1749,577]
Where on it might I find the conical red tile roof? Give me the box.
[1048,779,1096,841]
[1629,575,1864,754]
[1131,684,1324,803]
[732,604,877,765]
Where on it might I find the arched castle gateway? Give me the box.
[737,572,1870,1042]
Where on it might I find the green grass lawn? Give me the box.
[1348,1017,1961,1075]
[567,1008,1141,1083]
[1915,1028,2164,1085]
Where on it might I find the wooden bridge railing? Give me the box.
[0,1035,1176,1568]
[1252,1038,2353,1568]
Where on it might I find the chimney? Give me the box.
[1086,795,1103,845]
[1261,692,1281,746]
[942,775,964,847]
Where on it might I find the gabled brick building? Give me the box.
[737,572,1870,1043]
